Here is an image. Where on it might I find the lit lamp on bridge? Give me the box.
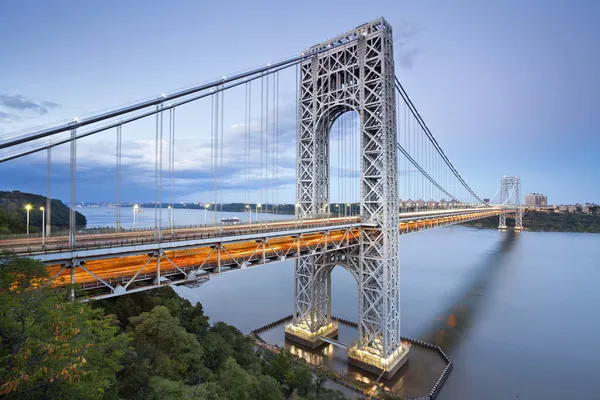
[256,203,262,226]
[245,204,251,225]
[40,206,45,246]
[336,203,340,218]
[133,204,139,228]
[24,204,32,237]
[204,203,209,224]
[295,203,303,223]
[167,205,173,234]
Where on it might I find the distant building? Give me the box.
[568,206,577,213]
[525,193,548,207]
[582,206,590,214]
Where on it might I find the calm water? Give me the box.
[80,205,293,230]
[84,207,600,399]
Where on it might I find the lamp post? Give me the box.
[40,206,45,246]
[204,204,209,225]
[133,204,139,228]
[345,203,350,220]
[336,204,340,218]
[25,204,32,237]
[211,201,216,225]
[245,204,251,226]
[167,205,173,234]
[256,203,262,228]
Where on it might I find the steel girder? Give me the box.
[293,18,401,360]
[499,176,523,229]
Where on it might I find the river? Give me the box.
[83,206,600,399]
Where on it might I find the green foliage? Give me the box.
[0,255,127,399]
[0,190,87,234]
[218,357,257,400]
[1,260,352,400]
[254,374,286,400]
[463,210,600,233]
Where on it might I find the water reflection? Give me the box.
[419,230,518,352]
[260,322,447,397]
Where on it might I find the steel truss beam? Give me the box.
[498,176,523,230]
[292,18,402,360]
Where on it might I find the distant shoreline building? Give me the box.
[526,193,547,207]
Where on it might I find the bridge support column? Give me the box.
[286,254,338,348]
[290,18,408,379]
[498,176,523,230]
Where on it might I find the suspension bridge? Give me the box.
[0,18,522,378]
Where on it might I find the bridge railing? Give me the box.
[6,219,360,256]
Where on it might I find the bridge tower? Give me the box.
[285,18,409,378]
[498,176,523,230]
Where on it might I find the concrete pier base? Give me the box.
[284,321,339,349]
[347,342,410,380]
[498,225,507,230]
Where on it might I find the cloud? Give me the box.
[0,93,61,115]
[0,111,13,120]
[393,21,425,70]
[399,48,424,69]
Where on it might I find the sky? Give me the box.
[0,0,599,205]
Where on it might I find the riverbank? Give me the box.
[463,210,600,233]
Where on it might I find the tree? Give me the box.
[128,306,206,382]
[218,357,257,400]
[254,375,285,400]
[264,350,294,386]
[291,364,314,396]
[0,255,127,399]
[201,331,232,372]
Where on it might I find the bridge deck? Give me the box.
[3,207,514,299]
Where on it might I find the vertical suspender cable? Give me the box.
[244,82,249,211]
[220,85,225,231]
[210,94,214,226]
[116,125,122,232]
[158,106,164,240]
[171,107,176,231]
[275,71,279,215]
[154,106,159,238]
[260,74,264,225]
[265,72,270,216]
[46,143,52,236]
[69,126,76,249]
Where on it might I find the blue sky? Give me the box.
[0,0,598,205]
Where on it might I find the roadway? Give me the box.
[3,207,514,298]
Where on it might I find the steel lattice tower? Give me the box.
[498,176,523,230]
[286,18,408,378]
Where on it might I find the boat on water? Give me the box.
[221,217,241,225]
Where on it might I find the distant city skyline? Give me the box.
[1,1,599,204]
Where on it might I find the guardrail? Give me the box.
[5,220,359,256]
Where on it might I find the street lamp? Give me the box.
[40,206,45,246]
[167,205,173,234]
[346,203,350,219]
[25,204,32,237]
[245,204,251,226]
[133,204,139,228]
[204,203,209,225]
[295,203,303,224]
[336,204,340,218]
[256,203,262,226]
